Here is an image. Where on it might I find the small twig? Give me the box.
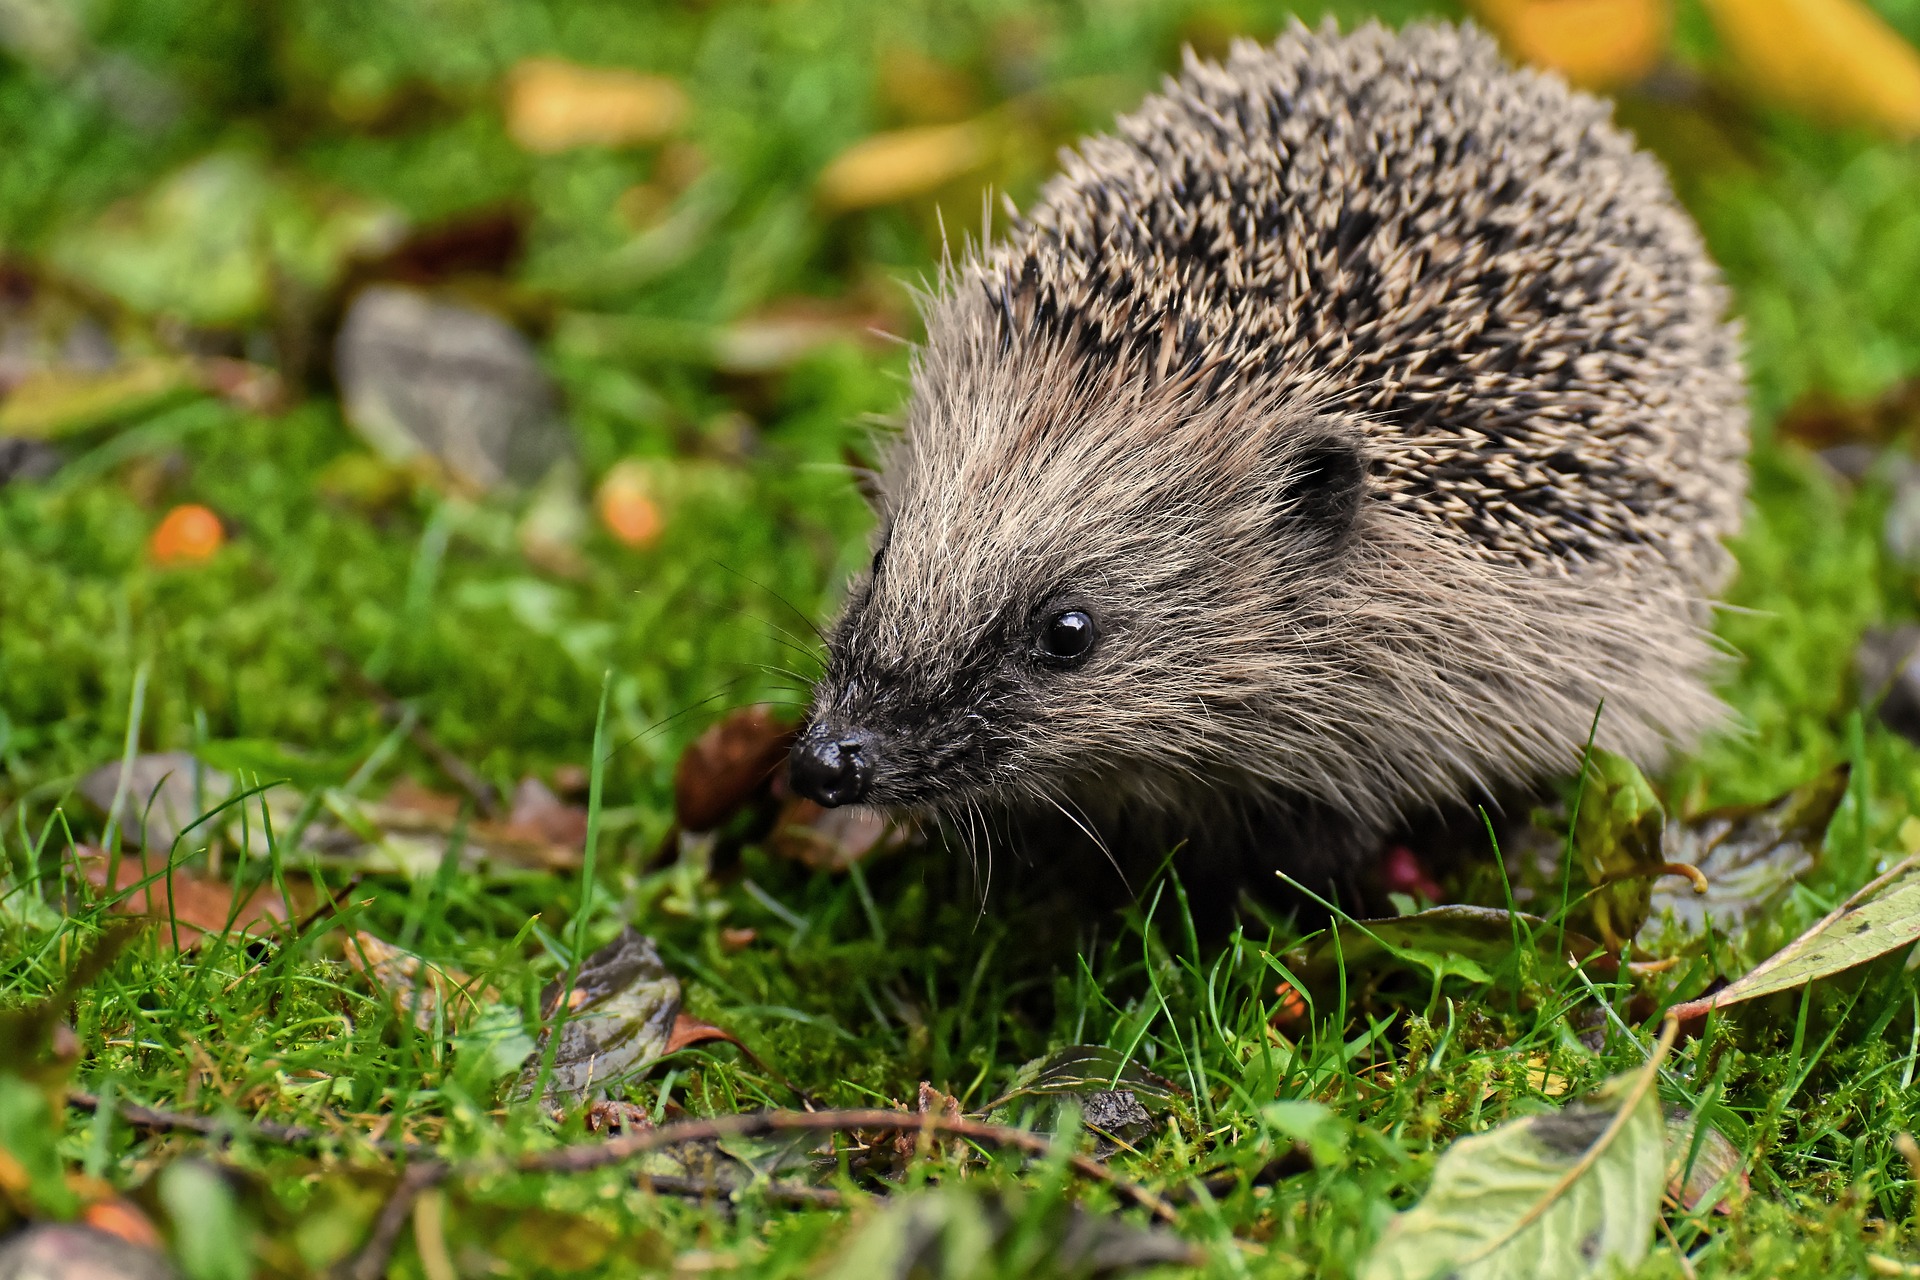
[1593,862,1710,895]
[341,1160,450,1280]
[66,1089,428,1156]
[329,656,500,818]
[636,1172,847,1208]
[501,1108,1178,1223]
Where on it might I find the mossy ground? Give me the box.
[6,1,1920,1276]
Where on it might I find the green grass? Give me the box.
[6,0,1920,1276]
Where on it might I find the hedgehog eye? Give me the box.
[1033,610,1097,668]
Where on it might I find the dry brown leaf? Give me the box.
[816,120,994,211]
[74,846,308,946]
[1703,0,1920,135]
[673,706,796,833]
[767,797,896,872]
[1473,0,1670,88]
[345,931,498,1031]
[665,1011,742,1055]
[506,58,689,153]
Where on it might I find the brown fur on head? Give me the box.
[790,19,1747,883]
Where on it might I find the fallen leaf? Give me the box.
[816,120,995,211]
[329,782,583,875]
[1664,1107,1748,1213]
[78,751,294,853]
[505,58,689,153]
[335,284,571,493]
[1668,854,1920,1022]
[0,1224,176,1280]
[344,932,497,1032]
[673,707,796,833]
[504,775,589,849]
[1703,0,1920,136]
[1359,1058,1668,1280]
[1472,0,1669,88]
[767,798,897,872]
[1573,749,1669,951]
[147,503,225,566]
[73,846,308,946]
[514,928,686,1105]
[596,460,665,549]
[1778,379,1920,450]
[987,1044,1184,1112]
[80,1197,163,1250]
[665,1012,741,1055]
[1648,765,1848,935]
[824,1186,1201,1280]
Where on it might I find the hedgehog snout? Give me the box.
[789,722,878,807]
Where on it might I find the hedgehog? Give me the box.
[787,19,1748,901]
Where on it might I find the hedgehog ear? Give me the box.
[1270,428,1366,556]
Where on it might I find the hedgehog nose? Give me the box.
[789,725,876,807]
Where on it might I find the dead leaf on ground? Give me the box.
[1472,0,1669,88]
[1703,0,1920,136]
[326,779,584,876]
[514,927,744,1106]
[986,1044,1183,1154]
[505,58,688,153]
[1648,765,1847,935]
[1668,853,1920,1022]
[345,932,498,1032]
[767,798,900,872]
[673,706,796,833]
[710,296,904,375]
[824,1186,1201,1280]
[72,846,313,947]
[1665,1107,1748,1213]
[0,1224,178,1280]
[1778,379,1920,451]
[816,120,996,211]
[1360,1057,1669,1280]
[334,284,571,493]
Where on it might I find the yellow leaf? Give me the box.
[505,58,689,154]
[1474,0,1671,88]
[1703,0,1920,135]
[0,358,197,439]
[816,121,993,211]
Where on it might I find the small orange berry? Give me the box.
[596,461,664,549]
[148,503,225,565]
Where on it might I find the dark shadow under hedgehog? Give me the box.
[788,19,1749,908]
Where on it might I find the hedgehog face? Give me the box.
[791,325,1371,820]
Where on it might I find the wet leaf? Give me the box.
[78,752,294,853]
[505,59,688,154]
[1648,766,1848,935]
[344,932,498,1032]
[1668,854,1920,1022]
[515,928,684,1105]
[823,1186,1201,1280]
[334,284,571,493]
[1572,750,1668,951]
[1472,0,1669,88]
[147,504,225,566]
[673,706,796,833]
[0,1224,177,1280]
[767,798,898,872]
[1664,1107,1748,1213]
[1703,0,1920,136]
[989,1045,1183,1112]
[74,847,308,947]
[816,120,994,211]
[1359,1065,1666,1280]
